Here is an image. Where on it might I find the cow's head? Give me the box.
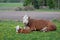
[23,15,30,25]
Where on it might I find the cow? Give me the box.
[22,15,56,32]
[16,15,56,34]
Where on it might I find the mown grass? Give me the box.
[35,9,60,12]
[0,20,60,40]
[0,3,23,11]
[0,3,23,7]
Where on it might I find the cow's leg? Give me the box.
[40,27,48,32]
[30,27,36,31]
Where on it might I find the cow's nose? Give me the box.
[24,23,26,25]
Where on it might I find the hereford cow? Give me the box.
[16,15,56,34]
[23,15,56,32]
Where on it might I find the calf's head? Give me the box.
[16,25,22,33]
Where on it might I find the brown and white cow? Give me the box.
[16,15,56,33]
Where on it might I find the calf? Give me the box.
[16,26,31,34]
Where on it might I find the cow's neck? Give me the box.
[25,19,31,27]
[25,22,29,26]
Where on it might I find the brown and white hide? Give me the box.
[25,18,56,32]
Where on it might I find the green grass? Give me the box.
[0,3,23,11]
[0,20,60,40]
[0,3,23,7]
[35,9,60,12]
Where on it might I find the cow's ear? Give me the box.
[21,16,24,18]
[28,17,30,20]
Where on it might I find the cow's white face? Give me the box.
[23,15,29,25]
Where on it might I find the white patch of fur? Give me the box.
[23,27,26,29]
[23,27,30,30]
[16,25,20,32]
[23,15,29,24]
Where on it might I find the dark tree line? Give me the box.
[0,0,60,9]
[23,0,60,9]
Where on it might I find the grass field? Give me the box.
[35,9,60,12]
[0,3,23,7]
[0,3,23,11]
[0,20,60,40]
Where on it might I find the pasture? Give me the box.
[0,3,60,40]
[0,3,23,11]
[0,20,60,40]
[0,3,23,7]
